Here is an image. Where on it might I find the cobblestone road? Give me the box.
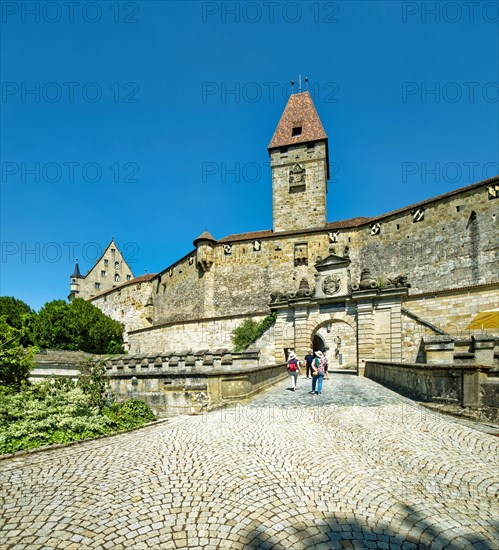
[1,375,498,549]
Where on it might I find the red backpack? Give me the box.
[288,359,298,372]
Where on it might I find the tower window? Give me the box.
[126,275,132,281]
[104,259,108,266]
[292,126,302,137]
[95,282,100,290]
[115,274,120,282]
[101,270,107,277]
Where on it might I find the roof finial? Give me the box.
[291,80,295,95]
[298,74,302,93]
[305,76,309,92]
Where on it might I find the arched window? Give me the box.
[115,274,120,282]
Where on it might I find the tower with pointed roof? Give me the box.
[268,91,330,232]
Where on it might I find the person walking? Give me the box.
[309,350,326,395]
[287,351,301,391]
[304,349,315,379]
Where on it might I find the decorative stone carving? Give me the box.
[359,269,377,290]
[224,244,232,255]
[384,275,411,288]
[370,223,381,236]
[289,163,306,189]
[253,240,262,252]
[296,278,314,299]
[322,275,341,295]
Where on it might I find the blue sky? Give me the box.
[1,0,498,310]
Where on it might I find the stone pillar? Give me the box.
[293,302,310,359]
[273,308,294,363]
[355,292,376,375]
[472,335,497,367]
[424,336,454,363]
[461,367,482,408]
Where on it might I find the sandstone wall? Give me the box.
[359,184,498,293]
[90,279,154,347]
[401,285,499,362]
[129,313,268,355]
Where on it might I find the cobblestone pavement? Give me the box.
[1,375,498,550]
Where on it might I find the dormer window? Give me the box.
[292,126,302,137]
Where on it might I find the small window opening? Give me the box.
[101,270,106,277]
[126,275,132,281]
[95,282,100,290]
[104,259,108,266]
[280,147,288,156]
[396,224,400,230]
[456,205,462,212]
[307,143,314,150]
[292,126,302,137]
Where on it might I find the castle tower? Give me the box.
[69,260,83,301]
[268,91,330,232]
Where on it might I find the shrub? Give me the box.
[231,313,277,352]
[104,399,156,430]
[0,320,37,389]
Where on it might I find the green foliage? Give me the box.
[0,320,37,389]
[0,384,113,453]
[0,296,35,346]
[77,361,110,413]
[376,276,385,290]
[32,298,124,354]
[103,400,156,430]
[231,312,277,352]
[0,380,156,454]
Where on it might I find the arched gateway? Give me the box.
[270,254,409,372]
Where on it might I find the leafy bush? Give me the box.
[0,380,156,454]
[231,313,277,352]
[0,297,35,346]
[77,361,110,413]
[32,298,124,354]
[104,400,156,430]
[0,320,37,389]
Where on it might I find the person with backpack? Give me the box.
[287,351,301,391]
[309,350,326,395]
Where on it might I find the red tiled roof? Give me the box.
[89,273,157,301]
[268,92,327,149]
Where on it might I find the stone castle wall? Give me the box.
[150,180,497,327]
[359,184,497,293]
[90,279,154,347]
[89,179,498,363]
[401,285,499,362]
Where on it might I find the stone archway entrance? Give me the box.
[313,334,325,353]
[311,320,357,370]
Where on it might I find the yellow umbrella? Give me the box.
[466,310,499,330]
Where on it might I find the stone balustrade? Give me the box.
[365,360,497,422]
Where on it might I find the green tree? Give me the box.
[32,299,124,354]
[0,296,36,346]
[0,320,37,389]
